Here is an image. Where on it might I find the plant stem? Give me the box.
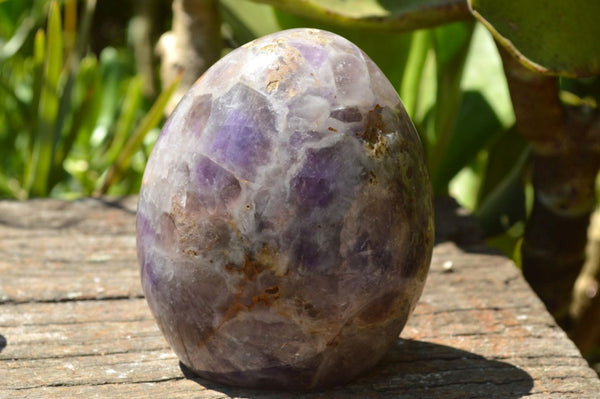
[156,0,221,115]
[499,45,600,322]
[131,0,159,97]
[570,208,600,355]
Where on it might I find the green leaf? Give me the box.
[400,30,430,118]
[50,0,97,181]
[0,0,47,39]
[0,13,35,60]
[475,126,530,236]
[468,0,600,77]
[102,75,143,167]
[26,0,62,197]
[0,71,30,117]
[50,55,99,189]
[461,23,514,127]
[449,156,486,211]
[32,28,45,106]
[431,90,502,193]
[91,47,130,147]
[95,73,181,196]
[427,20,475,192]
[486,226,524,264]
[220,0,281,45]
[251,0,470,32]
[560,76,600,108]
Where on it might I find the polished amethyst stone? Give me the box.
[137,28,433,390]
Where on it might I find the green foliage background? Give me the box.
[0,0,177,199]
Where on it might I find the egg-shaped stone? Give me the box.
[137,28,433,390]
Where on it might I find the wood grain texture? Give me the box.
[0,196,598,398]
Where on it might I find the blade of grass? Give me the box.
[50,0,97,191]
[92,47,128,148]
[63,0,77,57]
[26,0,62,197]
[0,14,34,61]
[95,73,181,196]
[50,57,99,190]
[21,28,46,184]
[102,75,143,167]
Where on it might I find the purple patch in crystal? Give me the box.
[185,94,212,136]
[290,226,342,272]
[290,147,339,208]
[194,156,241,208]
[136,212,153,242]
[136,212,160,290]
[346,233,393,272]
[292,42,328,69]
[207,83,274,180]
[141,256,160,292]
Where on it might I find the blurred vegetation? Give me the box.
[0,0,177,199]
[1,0,599,374]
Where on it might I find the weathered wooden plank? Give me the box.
[0,197,598,398]
[0,197,140,303]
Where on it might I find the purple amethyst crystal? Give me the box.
[137,28,433,390]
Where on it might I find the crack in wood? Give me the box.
[0,294,145,305]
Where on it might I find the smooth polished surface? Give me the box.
[137,28,433,389]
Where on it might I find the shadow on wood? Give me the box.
[179,339,534,398]
[0,335,6,353]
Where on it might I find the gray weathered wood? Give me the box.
[0,196,598,398]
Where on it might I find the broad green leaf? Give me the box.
[251,0,470,32]
[427,20,475,192]
[468,0,600,77]
[431,90,502,193]
[461,23,513,127]
[433,23,516,196]
[486,224,524,265]
[475,126,530,236]
[449,156,485,211]
[220,0,281,45]
[400,30,430,118]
